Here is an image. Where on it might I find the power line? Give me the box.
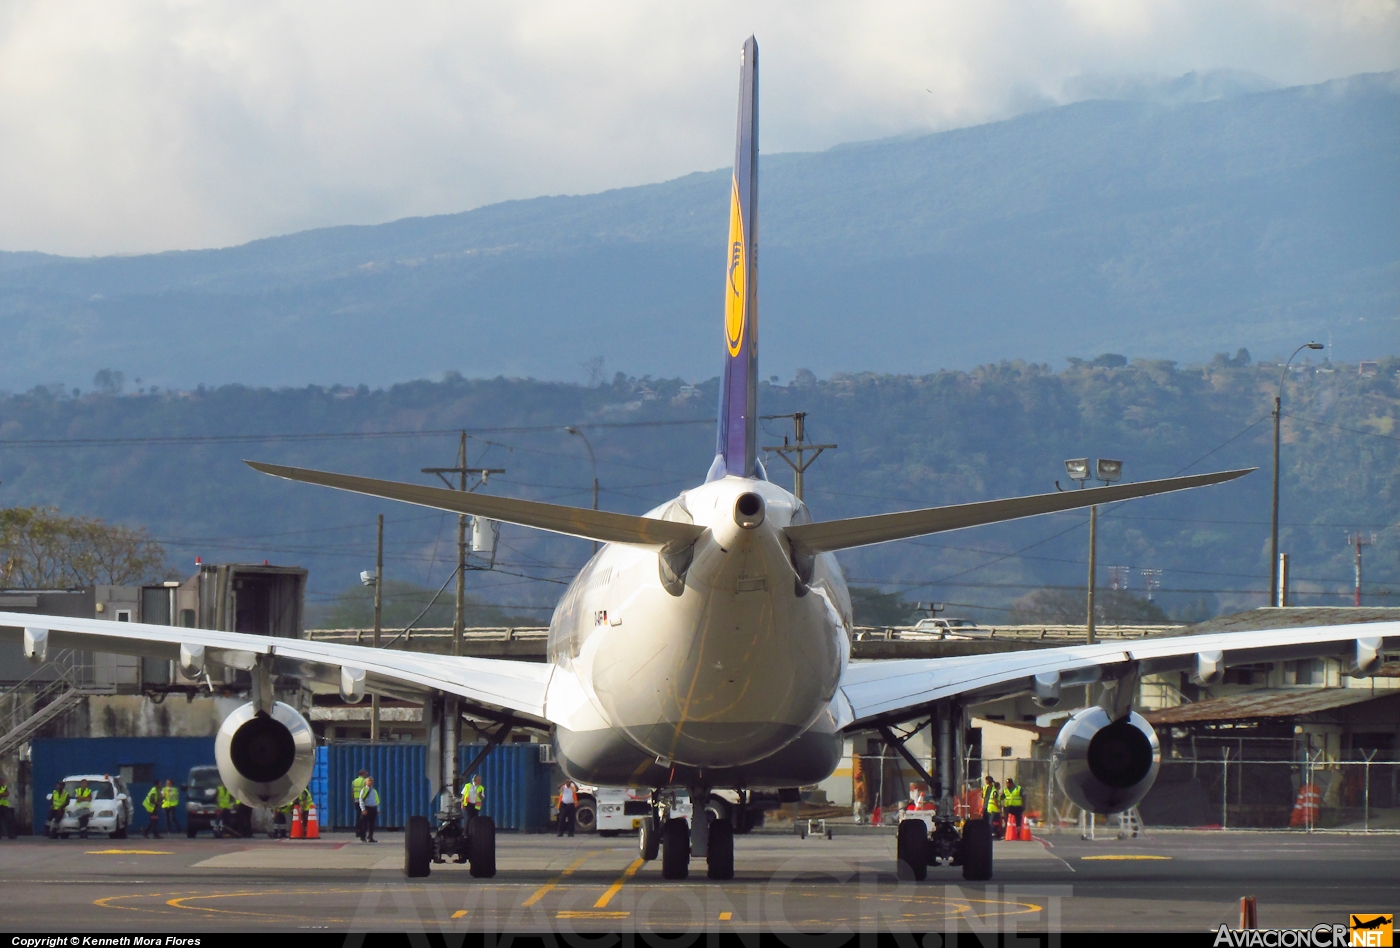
[1283,412,1400,443]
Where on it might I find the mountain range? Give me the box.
[0,70,1395,392]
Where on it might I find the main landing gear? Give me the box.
[896,817,992,882]
[638,790,735,881]
[405,811,497,879]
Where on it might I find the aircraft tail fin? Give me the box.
[709,36,760,481]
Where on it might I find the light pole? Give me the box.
[1271,343,1324,606]
[565,426,600,553]
[1060,458,1122,645]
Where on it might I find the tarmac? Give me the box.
[0,828,1395,933]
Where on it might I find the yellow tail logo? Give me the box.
[725,177,746,357]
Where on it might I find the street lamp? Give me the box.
[1271,343,1324,606]
[565,426,600,553]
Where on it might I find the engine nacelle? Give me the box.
[215,701,316,809]
[1052,706,1160,815]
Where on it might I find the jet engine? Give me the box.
[215,701,316,809]
[1052,706,1160,815]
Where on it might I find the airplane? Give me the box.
[4,36,1396,884]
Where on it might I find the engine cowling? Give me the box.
[215,701,316,809]
[1052,706,1160,815]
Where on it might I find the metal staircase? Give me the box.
[0,649,115,757]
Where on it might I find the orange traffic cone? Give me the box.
[305,803,320,839]
[1020,820,1032,841]
[290,804,303,839]
[1004,814,1018,840]
[1287,784,1320,828]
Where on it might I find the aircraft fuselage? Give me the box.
[545,474,854,789]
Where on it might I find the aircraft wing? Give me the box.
[838,620,1400,730]
[0,611,554,726]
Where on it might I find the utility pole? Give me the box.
[761,412,836,501]
[1086,505,1097,645]
[1272,342,1323,605]
[1348,533,1375,607]
[422,432,505,657]
[370,513,383,741]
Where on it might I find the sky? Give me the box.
[1,0,1397,257]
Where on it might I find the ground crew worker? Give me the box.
[160,779,180,833]
[73,779,94,840]
[352,770,369,841]
[0,772,15,839]
[45,781,70,839]
[981,775,997,817]
[142,784,162,838]
[214,784,235,838]
[358,777,379,843]
[1003,777,1024,829]
[556,780,577,838]
[297,786,314,836]
[462,774,485,823]
[273,800,293,838]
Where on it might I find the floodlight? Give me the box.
[359,570,377,587]
[1305,343,1324,350]
[1064,458,1090,482]
[1096,459,1123,483]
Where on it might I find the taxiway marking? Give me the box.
[522,850,599,907]
[594,857,644,908]
[1081,855,1172,861]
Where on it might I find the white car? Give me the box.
[50,774,134,839]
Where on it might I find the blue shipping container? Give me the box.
[30,737,216,836]
[322,742,550,832]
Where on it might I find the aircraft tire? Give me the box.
[404,815,432,878]
[661,818,690,880]
[961,818,993,881]
[896,819,928,881]
[468,816,497,878]
[639,816,659,861]
[706,818,734,880]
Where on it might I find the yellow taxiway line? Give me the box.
[521,850,600,907]
[594,857,644,909]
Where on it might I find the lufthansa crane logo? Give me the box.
[725,178,746,357]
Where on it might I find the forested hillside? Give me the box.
[1,356,1394,625]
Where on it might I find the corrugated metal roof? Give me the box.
[1145,688,1390,725]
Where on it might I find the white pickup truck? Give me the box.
[569,787,691,836]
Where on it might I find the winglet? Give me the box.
[246,461,705,552]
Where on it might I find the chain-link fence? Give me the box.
[852,753,1400,833]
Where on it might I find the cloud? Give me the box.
[1,0,1395,255]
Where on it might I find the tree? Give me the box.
[0,506,167,587]
[1009,588,1169,624]
[848,586,917,627]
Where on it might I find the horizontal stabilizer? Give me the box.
[786,468,1253,554]
[246,461,705,551]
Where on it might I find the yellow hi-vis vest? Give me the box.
[143,788,160,813]
[73,787,93,811]
[216,786,234,809]
[983,786,1000,814]
[1003,784,1022,807]
[351,776,367,801]
[161,786,179,808]
[50,789,70,810]
[463,781,485,807]
[0,783,10,806]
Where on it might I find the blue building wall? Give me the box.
[30,737,216,835]
[321,742,551,832]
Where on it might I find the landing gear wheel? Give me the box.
[639,816,659,862]
[574,802,597,834]
[961,818,993,881]
[404,815,432,878]
[468,816,497,878]
[896,819,928,881]
[706,818,734,880]
[660,818,690,880]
